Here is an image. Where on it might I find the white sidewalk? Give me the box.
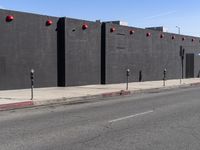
[0,78,199,110]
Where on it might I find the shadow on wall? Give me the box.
[57,18,65,86]
[139,70,142,82]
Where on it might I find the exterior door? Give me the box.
[185,53,194,78]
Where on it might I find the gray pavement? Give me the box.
[0,78,200,110]
[1,86,200,149]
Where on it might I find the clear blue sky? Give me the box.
[1,0,200,36]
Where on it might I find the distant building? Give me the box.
[105,20,128,26]
[145,26,168,32]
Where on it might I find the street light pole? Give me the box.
[176,26,180,34]
[179,46,185,84]
[176,26,182,84]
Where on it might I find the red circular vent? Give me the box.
[130,30,135,35]
[6,15,14,22]
[46,20,53,26]
[82,24,88,30]
[160,34,164,38]
[110,27,116,32]
[146,32,151,37]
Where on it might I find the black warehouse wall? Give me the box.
[102,23,200,84]
[63,18,101,86]
[0,9,58,90]
[0,9,200,90]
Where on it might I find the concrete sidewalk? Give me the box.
[0,78,200,111]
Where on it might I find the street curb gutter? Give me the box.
[33,82,200,107]
[0,101,34,111]
[1,82,200,111]
[33,90,131,106]
[32,82,200,107]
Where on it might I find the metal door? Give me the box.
[186,53,194,78]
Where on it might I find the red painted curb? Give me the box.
[0,101,34,111]
[102,90,130,98]
[190,82,200,86]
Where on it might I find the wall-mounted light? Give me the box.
[46,20,53,26]
[172,35,175,40]
[110,27,115,32]
[130,30,134,35]
[182,37,185,41]
[160,34,164,38]
[6,15,14,22]
[82,24,88,30]
[192,38,195,42]
[146,32,151,37]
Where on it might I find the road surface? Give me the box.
[1,87,200,150]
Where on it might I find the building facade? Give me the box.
[0,9,200,90]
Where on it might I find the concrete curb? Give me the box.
[32,82,200,107]
[102,90,131,98]
[1,82,200,111]
[0,101,34,111]
[130,82,200,94]
[32,90,132,107]
[31,82,200,107]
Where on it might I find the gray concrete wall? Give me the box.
[64,18,101,86]
[0,9,58,90]
[102,23,200,84]
[0,9,200,90]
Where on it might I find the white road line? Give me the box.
[108,110,154,123]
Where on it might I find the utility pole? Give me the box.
[176,26,180,34]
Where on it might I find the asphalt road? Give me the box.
[1,87,200,150]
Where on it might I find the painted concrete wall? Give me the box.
[0,9,200,90]
[64,18,101,86]
[102,23,200,84]
[0,9,58,90]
